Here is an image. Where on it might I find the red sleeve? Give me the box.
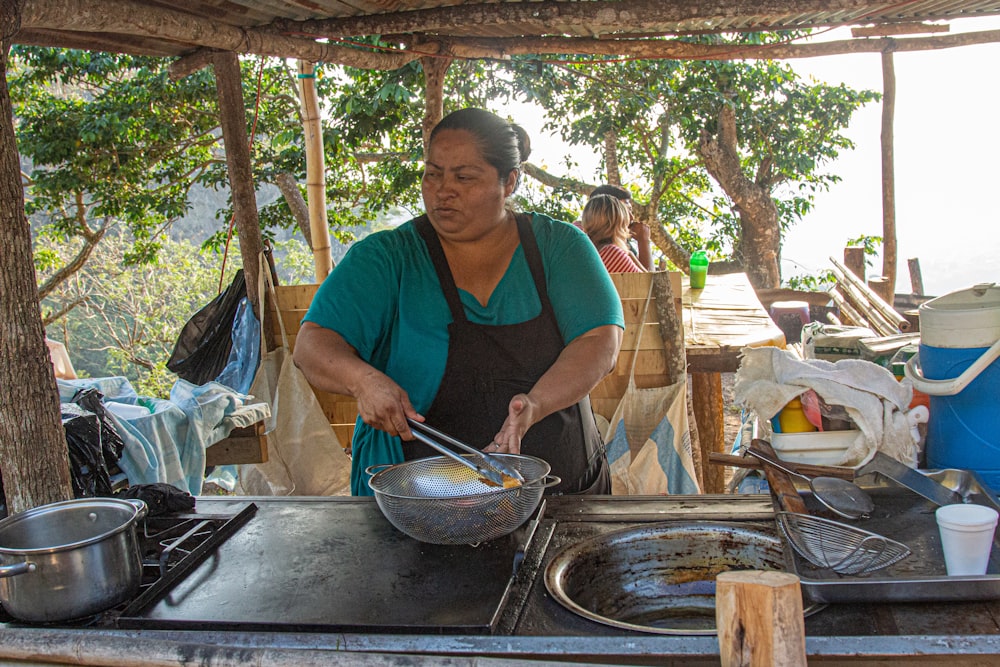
[598,245,644,273]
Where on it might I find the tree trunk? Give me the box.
[275,172,312,250]
[0,0,74,513]
[698,104,781,289]
[212,51,263,313]
[603,130,621,186]
[880,49,897,302]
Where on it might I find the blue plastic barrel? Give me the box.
[906,283,1000,490]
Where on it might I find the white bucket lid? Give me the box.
[919,282,1000,348]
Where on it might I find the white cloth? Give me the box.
[734,346,916,466]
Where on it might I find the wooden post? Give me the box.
[843,246,866,282]
[420,54,452,154]
[692,373,723,493]
[716,570,807,667]
[0,3,75,513]
[867,275,893,305]
[297,60,332,282]
[212,51,264,317]
[880,49,898,299]
[908,258,924,296]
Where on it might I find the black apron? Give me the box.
[403,214,609,495]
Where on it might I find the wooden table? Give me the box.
[683,273,786,493]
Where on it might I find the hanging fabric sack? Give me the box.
[238,255,351,496]
[604,277,701,495]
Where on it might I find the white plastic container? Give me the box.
[770,430,861,466]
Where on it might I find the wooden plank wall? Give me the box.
[590,271,682,421]
[267,271,683,445]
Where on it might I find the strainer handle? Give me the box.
[524,474,561,489]
[365,464,394,477]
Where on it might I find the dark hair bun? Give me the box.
[511,123,531,163]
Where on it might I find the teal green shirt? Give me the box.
[303,212,624,495]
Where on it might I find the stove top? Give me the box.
[0,503,256,628]
[116,497,544,634]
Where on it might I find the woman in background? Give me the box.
[582,194,647,273]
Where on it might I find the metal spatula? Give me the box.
[407,419,525,487]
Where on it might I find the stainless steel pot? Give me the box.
[0,497,147,622]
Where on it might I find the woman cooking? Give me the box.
[293,108,623,496]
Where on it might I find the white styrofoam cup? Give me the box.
[936,503,999,576]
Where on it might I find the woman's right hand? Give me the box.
[294,322,421,438]
[355,371,421,439]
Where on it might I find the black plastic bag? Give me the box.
[167,269,246,385]
[63,405,114,498]
[72,388,125,469]
[115,483,195,516]
[62,389,126,498]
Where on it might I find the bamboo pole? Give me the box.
[297,60,332,282]
[834,275,898,336]
[829,287,870,330]
[830,257,909,333]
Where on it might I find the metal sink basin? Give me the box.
[544,521,799,635]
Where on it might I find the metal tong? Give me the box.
[406,419,525,487]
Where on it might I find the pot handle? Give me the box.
[0,562,35,579]
[124,498,149,521]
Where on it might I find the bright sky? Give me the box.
[508,18,1000,297]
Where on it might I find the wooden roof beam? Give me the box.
[852,22,950,37]
[435,27,1000,61]
[19,0,421,69]
[272,0,889,39]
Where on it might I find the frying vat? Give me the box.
[545,521,808,635]
[0,497,147,622]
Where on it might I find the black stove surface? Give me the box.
[117,498,540,634]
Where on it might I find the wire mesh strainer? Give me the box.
[366,454,560,545]
[776,511,912,576]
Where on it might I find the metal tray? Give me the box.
[786,468,1000,604]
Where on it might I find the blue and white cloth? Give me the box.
[58,377,269,495]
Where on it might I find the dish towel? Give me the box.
[734,346,916,467]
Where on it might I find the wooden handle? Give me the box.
[748,440,809,514]
[708,452,856,481]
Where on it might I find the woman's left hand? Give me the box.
[486,393,539,455]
